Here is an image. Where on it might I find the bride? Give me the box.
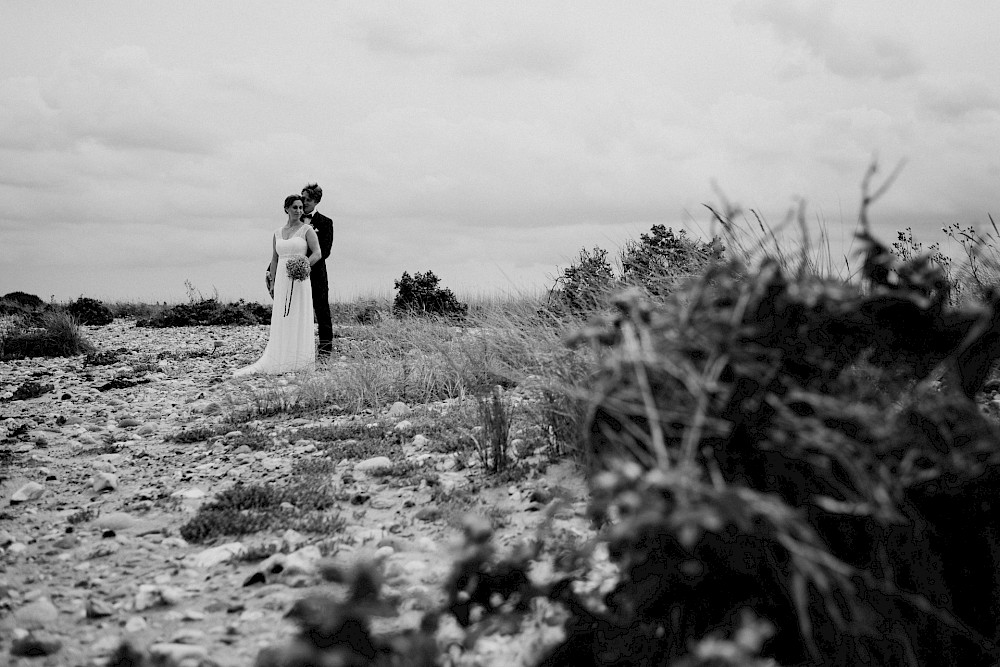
[234,194,322,376]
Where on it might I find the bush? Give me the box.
[393,270,468,320]
[137,298,269,327]
[620,225,724,296]
[562,221,1000,664]
[0,311,96,359]
[547,227,723,316]
[1,291,44,309]
[66,297,114,326]
[0,292,45,318]
[547,246,616,315]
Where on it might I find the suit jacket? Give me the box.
[306,212,334,287]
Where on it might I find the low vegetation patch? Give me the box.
[179,478,345,543]
[0,310,96,359]
[66,296,114,326]
[137,298,268,327]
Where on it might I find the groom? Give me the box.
[301,183,334,357]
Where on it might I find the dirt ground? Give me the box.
[0,321,604,666]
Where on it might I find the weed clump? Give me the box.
[0,311,96,359]
[6,381,53,401]
[179,479,343,543]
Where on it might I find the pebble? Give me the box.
[10,481,46,504]
[188,542,246,568]
[134,584,185,611]
[171,487,207,499]
[124,615,148,633]
[86,597,115,618]
[12,597,58,630]
[10,631,63,657]
[355,456,393,473]
[387,401,411,418]
[92,472,119,492]
[94,512,138,531]
[149,642,209,666]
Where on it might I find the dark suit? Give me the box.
[305,211,334,355]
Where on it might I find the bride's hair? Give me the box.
[283,194,303,210]
[302,183,323,202]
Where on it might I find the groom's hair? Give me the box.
[302,183,323,202]
[284,194,303,210]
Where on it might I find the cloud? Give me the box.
[735,0,921,81]
[918,76,1000,121]
[350,2,581,79]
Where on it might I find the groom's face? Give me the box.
[302,194,317,214]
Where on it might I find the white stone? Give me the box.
[92,472,119,492]
[387,401,411,418]
[148,642,208,666]
[10,482,46,504]
[171,488,207,499]
[355,456,393,473]
[13,597,59,629]
[281,529,307,551]
[187,542,246,568]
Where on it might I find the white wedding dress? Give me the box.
[234,226,315,376]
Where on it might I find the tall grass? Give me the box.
[0,311,96,359]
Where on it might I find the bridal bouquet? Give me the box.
[283,256,310,317]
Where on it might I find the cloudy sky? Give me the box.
[1,1,998,303]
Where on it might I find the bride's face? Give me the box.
[286,200,304,221]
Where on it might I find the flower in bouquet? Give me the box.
[283,256,311,317]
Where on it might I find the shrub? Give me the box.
[1,292,44,309]
[620,225,724,296]
[67,297,114,326]
[0,292,46,318]
[562,218,1000,664]
[547,228,725,316]
[393,270,468,319]
[547,246,616,315]
[0,311,96,359]
[137,298,268,327]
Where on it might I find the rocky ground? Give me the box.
[0,321,605,667]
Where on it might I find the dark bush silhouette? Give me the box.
[548,227,724,315]
[393,270,468,319]
[566,215,1000,665]
[1,291,44,308]
[137,299,269,327]
[548,247,616,315]
[67,297,114,326]
[620,225,724,296]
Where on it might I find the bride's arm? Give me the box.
[266,235,278,296]
[304,228,322,267]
